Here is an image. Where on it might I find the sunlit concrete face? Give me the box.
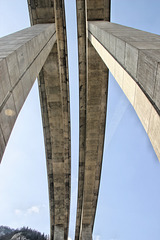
[0,23,56,161]
[88,21,160,161]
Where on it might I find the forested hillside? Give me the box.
[0,226,49,240]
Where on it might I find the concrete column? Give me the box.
[28,1,71,239]
[75,1,87,239]
[79,40,108,237]
[0,23,56,162]
[54,1,71,239]
[88,21,160,161]
[54,225,64,240]
[75,1,110,239]
[81,225,92,240]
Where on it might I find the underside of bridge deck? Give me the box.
[0,23,56,162]
[88,20,160,161]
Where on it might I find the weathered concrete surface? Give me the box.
[54,225,64,240]
[54,1,71,238]
[87,0,110,21]
[81,224,92,240]
[75,1,110,239]
[75,1,87,239]
[27,1,71,239]
[81,40,108,233]
[88,21,160,161]
[28,0,55,25]
[0,24,56,161]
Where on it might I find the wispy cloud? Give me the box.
[94,235,119,240]
[14,205,41,216]
[27,206,40,214]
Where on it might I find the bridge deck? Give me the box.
[0,24,55,161]
[88,20,160,161]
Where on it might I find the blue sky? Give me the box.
[0,1,160,240]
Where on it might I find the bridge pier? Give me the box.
[54,225,64,240]
[81,225,92,240]
[75,1,110,239]
[27,1,71,238]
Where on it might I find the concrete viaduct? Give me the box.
[0,0,160,239]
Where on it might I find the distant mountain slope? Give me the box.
[0,226,48,240]
[0,226,14,237]
[11,232,29,240]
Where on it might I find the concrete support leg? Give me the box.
[0,23,56,162]
[54,1,71,239]
[54,225,64,240]
[78,40,108,238]
[88,21,160,161]
[75,2,110,238]
[81,225,92,240]
[38,40,71,239]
